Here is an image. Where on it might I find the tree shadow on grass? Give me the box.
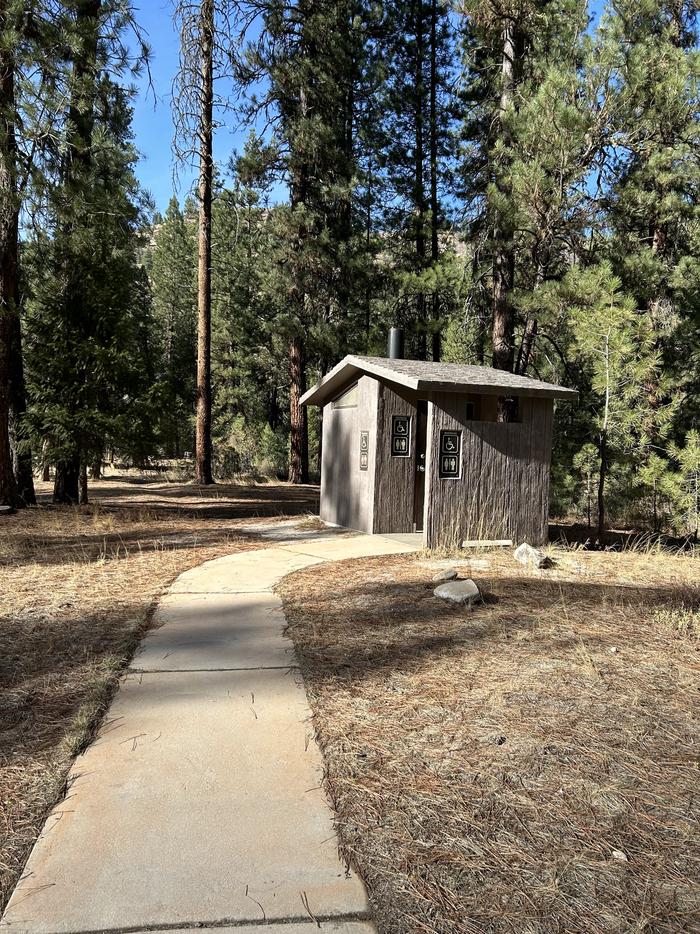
[5,481,321,566]
[281,570,700,689]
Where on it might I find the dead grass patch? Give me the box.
[0,477,318,910]
[278,548,700,934]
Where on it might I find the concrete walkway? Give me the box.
[1,530,418,934]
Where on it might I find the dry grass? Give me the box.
[278,547,700,934]
[0,476,318,911]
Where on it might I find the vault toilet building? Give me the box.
[301,347,577,550]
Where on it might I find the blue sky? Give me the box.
[130,1,254,212]
[131,1,607,214]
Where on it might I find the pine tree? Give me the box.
[458,0,592,406]
[0,0,60,506]
[0,0,22,507]
[378,0,457,359]
[210,180,281,447]
[599,0,699,437]
[672,430,700,540]
[149,196,197,456]
[563,262,680,536]
[247,0,362,483]
[173,0,244,484]
[24,2,153,504]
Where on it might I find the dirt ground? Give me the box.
[0,476,318,911]
[279,546,700,934]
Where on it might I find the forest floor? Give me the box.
[0,476,318,912]
[279,546,700,934]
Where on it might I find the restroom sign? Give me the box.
[391,415,411,457]
[439,430,461,478]
[359,431,369,470]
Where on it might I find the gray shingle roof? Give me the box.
[301,355,578,406]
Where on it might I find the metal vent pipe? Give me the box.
[387,327,405,360]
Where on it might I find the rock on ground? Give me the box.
[433,579,481,606]
[514,542,552,569]
[432,567,459,583]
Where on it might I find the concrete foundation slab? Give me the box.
[279,535,418,561]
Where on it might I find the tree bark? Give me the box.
[597,331,611,540]
[54,454,80,504]
[194,0,214,485]
[54,0,101,502]
[413,0,427,360]
[0,3,19,508]
[491,18,517,385]
[9,292,36,505]
[597,428,607,540]
[515,318,537,375]
[288,334,309,485]
[429,0,441,362]
[79,462,88,504]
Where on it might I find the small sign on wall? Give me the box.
[360,431,369,470]
[391,415,411,456]
[439,430,462,478]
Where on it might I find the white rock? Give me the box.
[434,579,481,606]
[514,542,552,569]
[611,849,628,862]
[432,567,459,583]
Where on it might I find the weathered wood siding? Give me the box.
[319,376,378,532]
[424,393,553,548]
[373,383,419,534]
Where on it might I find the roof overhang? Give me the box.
[301,355,578,406]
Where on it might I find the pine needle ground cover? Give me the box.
[0,478,318,911]
[279,548,700,934]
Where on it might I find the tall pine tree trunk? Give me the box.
[288,335,308,485]
[515,318,537,375]
[429,0,441,361]
[79,461,88,504]
[491,18,516,380]
[0,5,19,508]
[9,287,36,506]
[286,33,310,487]
[3,7,34,505]
[54,454,80,505]
[413,0,427,360]
[195,0,214,485]
[54,0,101,504]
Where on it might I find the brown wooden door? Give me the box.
[413,401,428,531]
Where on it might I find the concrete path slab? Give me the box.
[1,527,419,934]
[154,925,376,934]
[168,549,323,594]
[2,670,366,933]
[148,920,377,934]
[134,592,295,671]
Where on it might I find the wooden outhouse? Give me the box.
[301,354,577,549]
